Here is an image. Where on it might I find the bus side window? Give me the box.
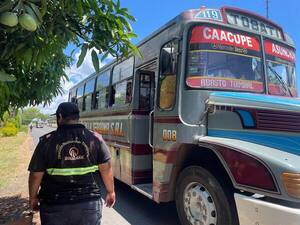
[111,79,132,106]
[110,86,116,106]
[126,81,133,104]
[82,96,86,111]
[110,57,134,107]
[95,70,110,110]
[84,78,96,111]
[159,40,178,110]
[139,73,152,111]
[76,85,84,111]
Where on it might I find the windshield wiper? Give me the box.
[268,65,292,97]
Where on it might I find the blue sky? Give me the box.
[41,0,300,113]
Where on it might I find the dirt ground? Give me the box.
[0,134,40,225]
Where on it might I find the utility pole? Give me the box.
[266,0,269,18]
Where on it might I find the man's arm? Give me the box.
[99,160,115,207]
[28,172,44,210]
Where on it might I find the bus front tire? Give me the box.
[175,166,239,225]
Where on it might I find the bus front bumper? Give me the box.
[235,193,300,225]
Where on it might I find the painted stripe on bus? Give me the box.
[208,129,300,156]
[154,116,181,124]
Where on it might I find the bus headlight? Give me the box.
[282,173,300,199]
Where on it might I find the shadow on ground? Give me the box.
[112,181,180,225]
[0,195,34,225]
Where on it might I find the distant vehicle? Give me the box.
[33,120,44,128]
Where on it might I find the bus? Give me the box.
[69,6,300,225]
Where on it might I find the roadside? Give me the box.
[0,131,35,225]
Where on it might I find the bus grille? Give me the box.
[256,110,300,133]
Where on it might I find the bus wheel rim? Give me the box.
[183,182,217,225]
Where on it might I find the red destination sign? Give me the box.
[264,40,296,63]
[190,26,260,51]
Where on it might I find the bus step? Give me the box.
[131,183,153,199]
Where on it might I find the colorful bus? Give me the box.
[69,6,299,225]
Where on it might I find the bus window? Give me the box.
[126,81,132,104]
[77,85,84,111]
[95,70,110,110]
[159,40,178,110]
[77,85,84,98]
[139,73,153,110]
[112,79,132,106]
[264,40,297,97]
[111,57,134,107]
[186,26,263,93]
[69,89,77,103]
[112,57,134,83]
[84,79,95,111]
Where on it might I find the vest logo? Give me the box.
[56,140,88,161]
[69,147,79,158]
[65,146,84,161]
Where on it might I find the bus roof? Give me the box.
[70,6,295,91]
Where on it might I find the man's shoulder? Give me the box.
[87,129,105,142]
[39,130,56,142]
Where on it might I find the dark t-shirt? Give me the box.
[28,124,111,204]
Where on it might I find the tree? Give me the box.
[0,0,138,115]
[21,107,48,125]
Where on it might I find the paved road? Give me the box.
[30,126,55,147]
[30,126,180,225]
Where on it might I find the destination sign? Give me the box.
[225,11,283,40]
[264,40,296,63]
[186,76,263,92]
[190,26,260,51]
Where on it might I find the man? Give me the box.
[28,102,115,225]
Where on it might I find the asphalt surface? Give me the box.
[30,126,180,225]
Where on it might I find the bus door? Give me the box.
[130,63,156,196]
[151,39,179,200]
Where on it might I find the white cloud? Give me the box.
[38,49,114,114]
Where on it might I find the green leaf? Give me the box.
[127,32,137,39]
[40,0,47,16]
[101,51,110,61]
[77,44,88,68]
[91,49,99,73]
[24,4,41,23]
[13,1,23,11]
[27,0,42,3]
[76,0,83,17]
[118,16,132,32]
[0,70,16,82]
[29,2,43,22]
[22,48,33,65]
[0,0,15,13]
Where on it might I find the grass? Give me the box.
[0,132,27,188]
[19,125,28,133]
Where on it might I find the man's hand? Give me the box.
[105,191,116,207]
[29,196,39,211]
[99,161,115,207]
[28,172,44,211]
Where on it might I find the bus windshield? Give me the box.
[186,25,264,93]
[264,40,297,96]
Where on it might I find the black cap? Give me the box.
[54,102,80,119]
